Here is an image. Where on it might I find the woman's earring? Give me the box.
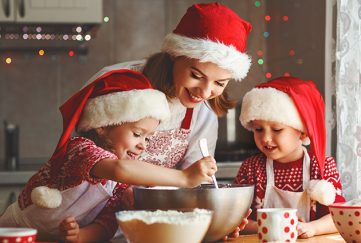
[302,137,311,146]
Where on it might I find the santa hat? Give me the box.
[162,2,252,81]
[31,69,170,208]
[240,76,336,205]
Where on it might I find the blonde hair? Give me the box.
[142,52,236,117]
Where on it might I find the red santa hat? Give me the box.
[31,69,170,208]
[162,2,252,81]
[239,76,336,205]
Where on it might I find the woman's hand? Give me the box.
[182,156,217,187]
[223,209,252,241]
[59,216,80,243]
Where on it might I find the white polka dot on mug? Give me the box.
[257,208,298,243]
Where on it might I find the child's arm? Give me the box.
[297,214,336,238]
[91,156,217,188]
[59,217,108,243]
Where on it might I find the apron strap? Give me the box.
[181,108,193,129]
[264,147,311,221]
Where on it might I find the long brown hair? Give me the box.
[142,52,237,117]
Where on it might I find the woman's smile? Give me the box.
[187,89,204,103]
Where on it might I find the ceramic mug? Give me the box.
[257,208,298,242]
[0,228,37,243]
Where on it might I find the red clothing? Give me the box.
[18,137,123,209]
[234,151,345,221]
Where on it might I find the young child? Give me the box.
[0,69,217,241]
[234,76,345,238]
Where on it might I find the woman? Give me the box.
[65,3,253,241]
[86,2,252,170]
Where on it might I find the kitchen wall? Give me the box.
[0,0,325,165]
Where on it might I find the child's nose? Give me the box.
[137,140,146,150]
[262,132,272,143]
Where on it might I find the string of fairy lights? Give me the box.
[254,0,304,79]
[1,16,110,65]
[2,0,303,79]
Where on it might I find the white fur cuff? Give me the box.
[308,179,336,206]
[240,87,305,132]
[162,33,251,81]
[31,186,62,209]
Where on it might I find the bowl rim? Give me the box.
[0,228,37,237]
[133,184,254,191]
[329,202,361,209]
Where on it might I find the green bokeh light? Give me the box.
[258,59,264,65]
[255,1,261,7]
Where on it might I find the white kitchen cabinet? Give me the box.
[0,0,102,23]
[0,185,23,214]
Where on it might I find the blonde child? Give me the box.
[0,70,217,241]
[234,76,345,238]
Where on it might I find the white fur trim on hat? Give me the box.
[162,33,251,81]
[240,87,305,131]
[31,186,62,208]
[307,179,336,206]
[77,89,170,132]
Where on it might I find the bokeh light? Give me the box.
[288,49,296,56]
[283,72,291,77]
[257,50,263,56]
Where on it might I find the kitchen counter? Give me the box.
[111,233,345,243]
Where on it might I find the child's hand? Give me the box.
[119,186,134,210]
[297,217,316,239]
[59,216,80,243]
[223,209,252,241]
[183,156,217,187]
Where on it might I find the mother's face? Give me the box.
[172,57,232,108]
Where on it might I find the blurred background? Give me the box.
[0,0,332,167]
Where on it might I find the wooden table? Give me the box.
[228,233,345,243]
[112,233,345,243]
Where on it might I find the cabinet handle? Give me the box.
[2,0,10,17]
[18,0,24,18]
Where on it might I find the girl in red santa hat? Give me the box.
[234,76,345,238]
[77,2,253,241]
[0,69,217,241]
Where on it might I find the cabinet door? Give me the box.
[15,0,102,23]
[0,0,15,22]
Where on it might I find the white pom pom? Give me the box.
[31,186,62,208]
[302,137,311,146]
[307,180,336,206]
